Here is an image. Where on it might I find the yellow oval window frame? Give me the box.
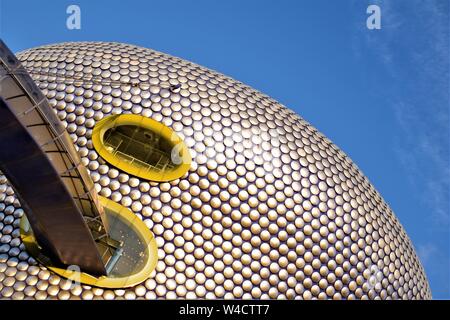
[92,114,191,182]
[21,196,158,289]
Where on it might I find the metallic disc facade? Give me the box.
[0,42,431,299]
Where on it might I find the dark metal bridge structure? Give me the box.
[0,40,117,276]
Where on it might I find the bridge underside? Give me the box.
[0,40,114,276]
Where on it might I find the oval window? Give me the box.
[92,114,191,181]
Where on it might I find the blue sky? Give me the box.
[0,0,448,298]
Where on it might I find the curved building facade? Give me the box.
[0,42,431,299]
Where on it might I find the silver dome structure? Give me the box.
[0,42,431,299]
